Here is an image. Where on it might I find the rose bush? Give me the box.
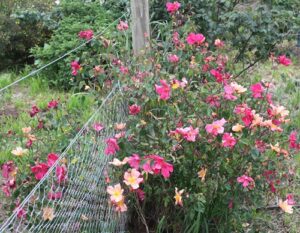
[1,1,299,232]
[97,3,298,232]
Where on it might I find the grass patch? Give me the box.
[247,61,300,232]
[0,73,13,89]
[0,71,97,164]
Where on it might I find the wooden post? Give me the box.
[297,31,300,64]
[131,0,150,55]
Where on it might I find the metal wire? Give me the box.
[0,85,128,232]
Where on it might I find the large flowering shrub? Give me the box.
[1,2,299,232]
[99,3,298,233]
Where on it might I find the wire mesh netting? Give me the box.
[0,86,127,232]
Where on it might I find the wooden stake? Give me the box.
[131,0,150,55]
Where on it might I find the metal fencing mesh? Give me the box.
[0,86,127,233]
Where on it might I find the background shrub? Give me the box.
[0,0,56,70]
[104,0,300,65]
[31,0,114,89]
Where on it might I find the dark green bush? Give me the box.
[104,0,300,66]
[0,1,56,70]
[31,0,114,89]
[180,0,298,64]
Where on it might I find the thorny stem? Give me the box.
[256,204,300,211]
[234,32,254,63]
[134,193,150,233]
[258,58,275,113]
[233,58,262,79]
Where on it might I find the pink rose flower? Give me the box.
[31,163,49,180]
[129,104,141,115]
[223,85,237,101]
[26,139,32,149]
[214,39,224,48]
[222,133,237,148]
[2,184,11,197]
[78,29,94,40]
[1,161,15,179]
[142,160,152,173]
[124,169,144,189]
[181,126,199,142]
[234,105,254,127]
[242,111,254,127]
[2,178,16,197]
[71,61,81,76]
[206,95,220,108]
[205,118,227,136]
[104,138,120,155]
[2,161,17,197]
[155,80,171,100]
[286,194,296,205]
[210,69,224,83]
[47,153,59,167]
[146,155,174,179]
[119,65,129,75]
[278,55,291,66]
[170,126,199,142]
[166,1,181,14]
[15,202,26,219]
[289,131,300,150]
[250,83,264,99]
[93,123,105,132]
[117,21,129,31]
[56,165,67,184]
[255,140,267,153]
[186,33,205,45]
[29,105,40,117]
[128,154,141,169]
[114,131,126,139]
[168,54,180,63]
[237,175,254,188]
[48,100,59,109]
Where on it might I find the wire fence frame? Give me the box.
[0,5,131,231]
[0,84,127,232]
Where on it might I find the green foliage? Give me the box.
[170,0,298,63]
[0,0,54,13]
[31,0,114,89]
[0,73,14,89]
[76,9,299,232]
[1,1,300,231]
[0,1,56,70]
[102,0,130,13]
[105,0,300,65]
